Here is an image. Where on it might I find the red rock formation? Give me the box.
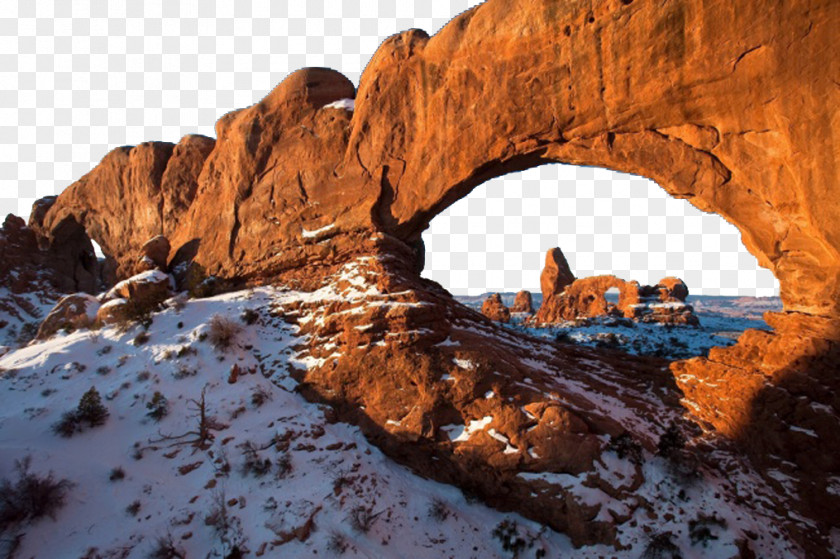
[656,277,689,302]
[15,0,840,555]
[511,290,533,314]
[540,248,575,302]
[135,235,171,273]
[35,293,99,339]
[481,293,511,323]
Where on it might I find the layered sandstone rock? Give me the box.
[481,293,511,323]
[511,290,534,314]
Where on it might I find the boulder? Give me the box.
[137,235,171,273]
[481,293,511,323]
[35,293,100,339]
[96,298,130,325]
[105,270,173,310]
[511,290,533,314]
[540,248,575,301]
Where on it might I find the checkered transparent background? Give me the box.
[0,1,778,296]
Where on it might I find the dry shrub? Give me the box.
[207,315,242,350]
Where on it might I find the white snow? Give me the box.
[0,287,590,559]
[322,98,355,111]
[301,223,336,239]
[442,416,493,443]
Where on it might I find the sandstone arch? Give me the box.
[32,0,839,322]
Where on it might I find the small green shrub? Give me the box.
[77,387,109,427]
[53,387,109,437]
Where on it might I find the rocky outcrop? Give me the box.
[481,293,511,323]
[136,235,171,273]
[35,293,99,339]
[105,270,173,309]
[511,290,533,314]
[532,252,698,326]
[540,248,575,302]
[13,1,840,555]
[657,277,689,303]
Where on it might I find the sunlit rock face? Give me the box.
[7,0,840,556]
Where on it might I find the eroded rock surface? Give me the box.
[481,293,511,323]
[511,290,534,314]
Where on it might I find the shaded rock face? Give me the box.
[17,1,840,555]
[481,293,511,323]
[511,290,533,314]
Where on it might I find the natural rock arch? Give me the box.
[16,1,840,553]
[32,0,840,322]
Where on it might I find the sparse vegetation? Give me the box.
[641,531,682,559]
[52,387,109,437]
[146,392,169,421]
[204,491,244,558]
[126,500,141,516]
[95,366,111,376]
[240,441,272,477]
[150,386,214,449]
[112,298,158,333]
[133,331,150,346]
[240,308,259,325]
[606,432,643,464]
[207,315,242,350]
[689,513,727,547]
[173,364,197,380]
[326,531,348,554]
[348,505,380,534]
[657,422,686,459]
[108,467,125,482]
[250,385,272,408]
[275,454,293,479]
[148,532,186,559]
[0,456,73,532]
[491,519,530,556]
[176,345,197,359]
[428,498,450,522]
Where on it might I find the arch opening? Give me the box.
[421,164,781,361]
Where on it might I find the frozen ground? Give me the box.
[0,268,796,558]
[0,286,601,559]
[457,293,782,360]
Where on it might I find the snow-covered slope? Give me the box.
[0,280,804,558]
[0,287,591,558]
